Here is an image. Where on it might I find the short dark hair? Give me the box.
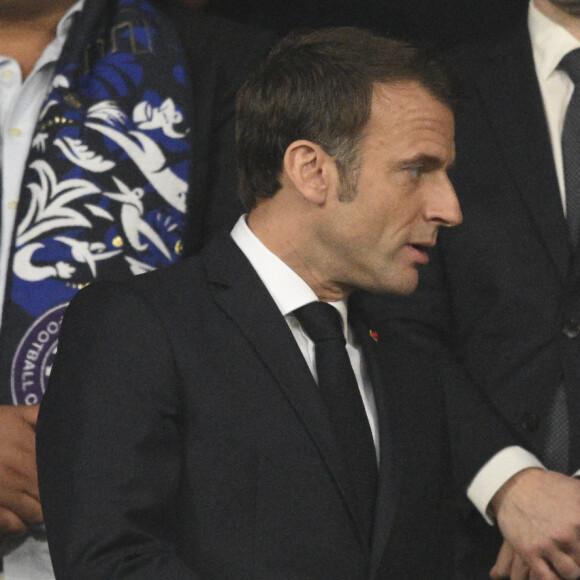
[236,27,459,209]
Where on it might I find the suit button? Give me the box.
[521,412,540,433]
[562,320,580,339]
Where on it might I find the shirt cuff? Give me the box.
[467,446,545,524]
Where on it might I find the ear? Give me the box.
[283,140,337,205]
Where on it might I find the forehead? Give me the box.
[363,81,455,153]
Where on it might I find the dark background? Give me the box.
[200,0,529,48]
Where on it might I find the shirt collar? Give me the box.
[56,0,85,40]
[529,0,580,82]
[230,215,350,337]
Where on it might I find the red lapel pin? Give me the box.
[369,330,379,342]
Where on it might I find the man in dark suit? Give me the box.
[365,0,580,578]
[35,27,462,578]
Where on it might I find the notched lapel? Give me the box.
[202,235,369,549]
[350,310,402,578]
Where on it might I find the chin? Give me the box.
[363,274,419,296]
[387,283,418,296]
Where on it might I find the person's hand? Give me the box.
[490,540,533,579]
[0,405,42,548]
[491,468,580,580]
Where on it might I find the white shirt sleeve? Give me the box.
[467,446,545,524]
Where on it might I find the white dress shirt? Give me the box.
[230,215,380,462]
[531,0,580,210]
[467,0,580,523]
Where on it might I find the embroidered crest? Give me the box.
[11,304,68,405]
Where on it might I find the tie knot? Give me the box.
[293,302,345,343]
[560,48,580,85]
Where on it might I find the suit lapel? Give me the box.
[349,307,402,579]
[469,25,570,280]
[201,234,369,549]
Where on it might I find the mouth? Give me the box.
[407,242,434,264]
[410,242,432,251]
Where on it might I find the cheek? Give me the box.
[371,190,419,228]
[373,212,412,247]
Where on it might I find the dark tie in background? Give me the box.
[541,49,580,474]
[293,301,378,540]
[561,47,580,247]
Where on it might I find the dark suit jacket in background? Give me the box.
[168,5,275,254]
[203,0,527,50]
[36,232,454,579]
[361,21,580,579]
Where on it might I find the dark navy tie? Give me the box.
[561,48,580,246]
[540,49,580,473]
[293,301,377,540]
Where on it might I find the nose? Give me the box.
[425,173,463,228]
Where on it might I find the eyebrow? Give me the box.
[398,154,455,171]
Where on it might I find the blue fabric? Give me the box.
[1,0,194,404]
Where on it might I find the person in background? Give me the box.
[36,27,462,578]
[0,0,273,578]
[362,0,580,578]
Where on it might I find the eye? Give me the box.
[400,156,442,181]
[407,166,422,179]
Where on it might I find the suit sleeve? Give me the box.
[36,282,201,580]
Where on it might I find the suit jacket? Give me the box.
[36,232,454,579]
[167,7,275,254]
[361,21,580,578]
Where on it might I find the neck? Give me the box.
[0,1,76,79]
[247,203,351,303]
[534,0,580,40]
